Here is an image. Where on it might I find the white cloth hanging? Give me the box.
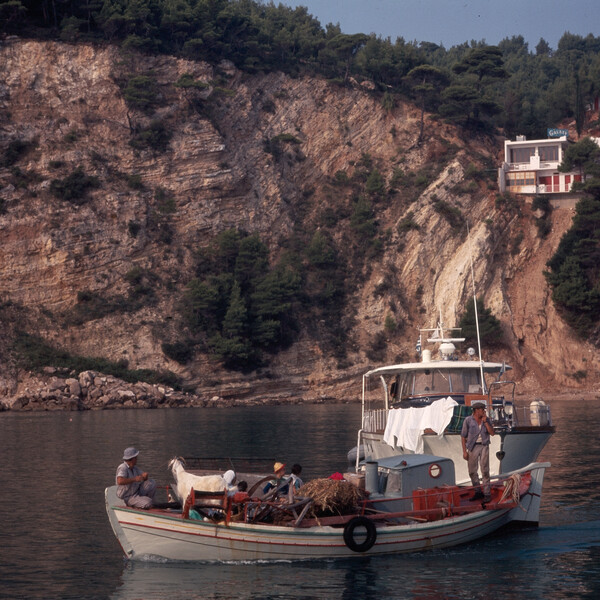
[383,397,458,453]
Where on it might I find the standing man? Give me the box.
[461,402,495,501]
[116,447,157,509]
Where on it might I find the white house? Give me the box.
[497,134,582,196]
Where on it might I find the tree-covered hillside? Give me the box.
[546,138,600,342]
[1,0,599,373]
[2,0,600,138]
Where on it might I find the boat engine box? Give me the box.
[376,455,455,494]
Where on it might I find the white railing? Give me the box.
[512,403,552,427]
[363,402,551,433]
[363,409,388,432]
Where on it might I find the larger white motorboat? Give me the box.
[357,321,555,484]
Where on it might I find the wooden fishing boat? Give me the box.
[105,456,548,562]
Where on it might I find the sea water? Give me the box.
[0,399,599,600]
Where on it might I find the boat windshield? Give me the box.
[393,368,483,399]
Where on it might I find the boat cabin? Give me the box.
[390,363,485,404]
[361,454,459,514]
[365,454,455,496]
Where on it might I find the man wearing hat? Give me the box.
[262,461,289,497]
[116,447,157,509]
[460,402,495,501]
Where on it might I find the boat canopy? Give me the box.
[364,360,511,379]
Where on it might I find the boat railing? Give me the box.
[363,409,388,432]
[511,401,552,428]
[488,380,515,404]
[363,396,552,434]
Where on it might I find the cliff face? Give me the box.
[0,40,597,405]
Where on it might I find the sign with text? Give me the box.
[547,128,568,138]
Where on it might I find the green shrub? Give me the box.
[261,99,276,113]
[123,75,160,112]
[458,297,503,347]
[388,167,405,191]
[366,168,385,198]
[464,162,484,180]
[381,91,395,112]
[71,284,155,324]
[366,330,387,362]
[334,170,350,184]
[511,230,524,255]
[531,194,552,239]
[350,196,377,239]
[13,332,180,388]
[414,172,431,189]
[319,207,339,227]
[384,314,397,333]
[531,195,551,212]
[49,167,99,204]
[274,133,301,143]
[307,231,337,268]
[495,192,520,214]
[398,211,420,233]
[535,217,552,238]
[126,174,144,190]
[2,139,33,167]
[128,221,141,237]
[155,187,176,213]
[373,280,392,297]
[129,120,172,153]
[10,167,42,190]
[64,128,80,143]
[162,341,194,364]
[174,73,210,91]
[433,199,464,231]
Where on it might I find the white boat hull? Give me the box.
[105,463,548,562]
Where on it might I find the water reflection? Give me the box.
[109,521,600,600]
[2,398,600,599]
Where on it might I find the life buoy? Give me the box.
[343,516,377,552]
[429,463,442,478]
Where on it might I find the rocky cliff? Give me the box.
[0,40,597,409]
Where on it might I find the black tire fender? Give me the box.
[343,516,377,552]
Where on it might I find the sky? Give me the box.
[277,0,600,51]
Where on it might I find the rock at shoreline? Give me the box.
[0,370,209,412]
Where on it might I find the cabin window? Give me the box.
[413,370,434,394]
[398,369,483,396]
[395,372,413,399]
[385,470,402,494]
[459,370,483,393]
[412,369,452,394]
[431,370,451,393]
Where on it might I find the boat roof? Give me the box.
[364,360,512,378]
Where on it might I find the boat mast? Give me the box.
[467,222,486,393]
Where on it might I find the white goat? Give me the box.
[168,458,226,504]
